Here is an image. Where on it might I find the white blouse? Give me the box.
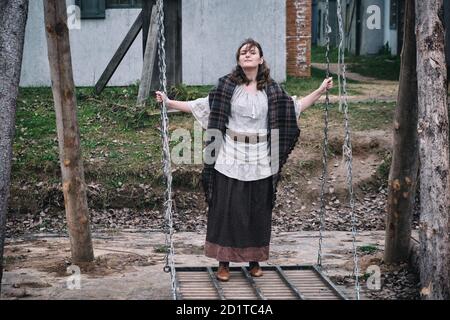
[188,85,302,181]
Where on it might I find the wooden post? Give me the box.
[416,0,450,299]
[384,0,419,264]
[143,0,181,90]
[142,0,151,58]
[0,0,29,291]
[137,5,158,106]
[95,11,143,95]
[43,0,94,263]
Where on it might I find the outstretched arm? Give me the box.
[297,77,333,112]
[155,91,192,113]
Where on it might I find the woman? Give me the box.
[156,38,333,282]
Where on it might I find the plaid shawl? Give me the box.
[201,74,300,209]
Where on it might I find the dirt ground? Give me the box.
[2,230,417,300]
[312,63,398,104]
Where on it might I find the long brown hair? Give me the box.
[230,38,272,90]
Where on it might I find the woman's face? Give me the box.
[238,44,263,69]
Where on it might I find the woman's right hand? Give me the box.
[155,91,169,105]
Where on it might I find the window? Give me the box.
[318,10,322,40]
[390,0,398,30]
[75,0,106,19]
[75,0,142,19]
[106,0,143,8]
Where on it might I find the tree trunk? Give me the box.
[416,0,450,300]
[0,0,29,292]
[384,0,419,264]
[43,0,94,263]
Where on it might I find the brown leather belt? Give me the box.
[226,128,268,144]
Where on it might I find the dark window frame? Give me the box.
[75,0,106,19]
[106,0,142,9]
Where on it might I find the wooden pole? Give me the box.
[94,11,143,95]
[43,0,94,263]
[142,0,151,58]
[144,0,181,90]
[137,5,158,106]
[0,0,29,292]
[384,0,419,264]
[416,0,450,299]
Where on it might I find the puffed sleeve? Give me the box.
[291,96,302,120]
[187,96,210,129]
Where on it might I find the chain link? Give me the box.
[317,0,360,300]
[156,0,177,300]
[317,0,331,268]
[336,0,360,300]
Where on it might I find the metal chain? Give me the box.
[156,0,177,300]
[337,9,343,113]
[336,0,360,300]
[317,0,331,268]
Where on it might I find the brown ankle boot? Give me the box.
[216,265,230,282]
[249,262,263,277]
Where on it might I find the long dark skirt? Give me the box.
[205,169,273,262]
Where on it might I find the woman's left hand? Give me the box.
[319,77,333,94]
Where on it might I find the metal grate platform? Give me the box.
[174,265,347,300]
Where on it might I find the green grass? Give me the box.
[13,84,213,188]
[12,78,392,190]
[168,83,214,101]
[376,152,392,185]
[358,244,379,254]
[15,86,154,185]
[348,55,400,81]
[298,159,318,171]
[311,45,400,81]
[312,45,343,64]
[153,244,169,253]
[283,67,361,96]
[298,101,395,132]
[344,102,395,131]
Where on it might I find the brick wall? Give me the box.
[286,0,312,77]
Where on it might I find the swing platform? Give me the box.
[173,265,347,300]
